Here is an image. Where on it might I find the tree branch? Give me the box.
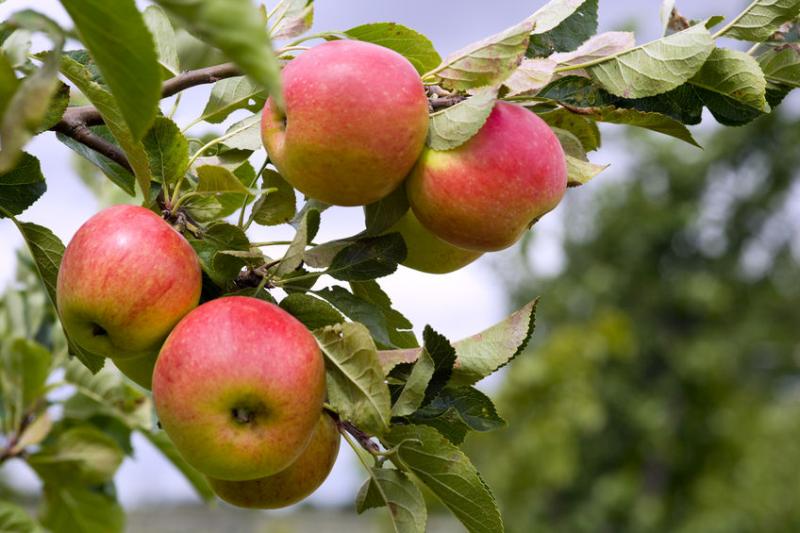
[51,62,243,164]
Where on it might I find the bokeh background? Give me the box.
[2,0,799,531]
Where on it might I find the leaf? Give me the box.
[28,425,124,485]
[527,0,599,57]
[315,322,391,435]
[59,52,153,200]
[580,106,700,147]
[199,76,264,124]
[196,164,250,194]
[1,338,51,419]
[143,5,180,76]
[189,222,250,286]
[275,208,320,277]
[427,87,498,150]
[717,0,800,42]
[270,0,315,41]
[12,411,53,453]
[61,0,161,140]
[420,327,457,404]
[356,468,427,533]
[690,48,770,125]
[364,185,410,237]
[585,23,714,98]
[759,46,800,87]
[538,108,601,151]
[552,31,636,69]
[327,234,407,282]
[503,58,556,96]
[13,222,105,373]
[37,81,70,133]
[391,350,434,417]
[155,0,283,106]
[315,286,401,349]
[429,17,533,90]
[0,502,40,533]
[222,113,262,150]
[0,53,19,120]
[565,154,609,186]
[0,152,45,218]
[382,424,503,533]
[350,280,417,349]
[142,117,188,185]
[279,293,344,330]
[141,430,214,502]
[40,484,123,533]
[410,386,505,445]
[56,127,136,196]
[251,169,296,226]
[345,23,441,75]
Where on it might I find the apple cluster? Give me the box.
[54,38,568,510]
[262,40,568,273]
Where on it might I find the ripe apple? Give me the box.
[388,210,481,274]
[152,296,326,481]
[262,40,429,206]
[57,205,202,377]
[208,413,340,509]
[406,102,567,251]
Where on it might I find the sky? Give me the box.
[0,0,778,511]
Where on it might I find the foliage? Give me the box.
[0,0,799,531]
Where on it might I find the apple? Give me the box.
[262,40,429,206]
[406,102,567,251]
[388,210,481,274]
[152,296,326,481]
[208,413,340,509]
[57,205,202,377]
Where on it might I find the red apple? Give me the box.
[389,210,481,274]
[407,102,567,251]
[208,413,340,509]
[262,40,429,206]
[152,296,326,481]
[57,205,202,384]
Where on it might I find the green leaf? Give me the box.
[59,52,153,200]
[0,53,19,120]
[155,0,283,106]
[410,386,505,445]
[364,185,410,237]
[315,322,392,435]
[382,424,503,533]
[428,87,497,150]
[1,29,33,70]
[590,107,699,146]
[585,23,714,98]
[143,5,181,76]
[391,349,434,417]
[539,108,601,152]
[37,81,70,133]
[29,425,124,485]
[503,58,556,96]
[345,23,441,75]
[222,113,262,150]
[527,0,599,57]
[0,502,40,533]
[40,484,123,533]
[690,48,770,125]
[716,0,800,42]
[759,46,800,87]
[279,293,344,330]
[565,154,608,186]
[60,0,161,140]
[552,31,636,70]
[196,164,250,194]
[0,152,45,218]
[428,16,533,90]
[189,222,249,286]
[350,280,417,349]
[270,0,315,41]
[199,76,264,124]
[315,286,402,349]
[0,338,51,421]
[56,127,136,196]
[251,169,296,226]
[356,468,427,533]
[275,208,320,277]
[143,117,188,185]
[141,430,214,502]
[327,234,407,282]
[420,327,457,404]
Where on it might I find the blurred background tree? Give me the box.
[472,113,800,533]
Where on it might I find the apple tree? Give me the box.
[1,0,799,532]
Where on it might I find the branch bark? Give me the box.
[51,63,243,168]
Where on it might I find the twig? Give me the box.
[52,119,132,171]
[430,94,467,111]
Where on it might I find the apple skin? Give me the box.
[388,210,481,274]
[152,296,326,481]
[207,413,340,509]
[406,102,567,252]
[262,40,429,206]
[57,205,202,368]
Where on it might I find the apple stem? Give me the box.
[338,419,382,456]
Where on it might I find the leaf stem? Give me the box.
[238,158,269,228]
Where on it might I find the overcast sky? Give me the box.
[0,0,774,511]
